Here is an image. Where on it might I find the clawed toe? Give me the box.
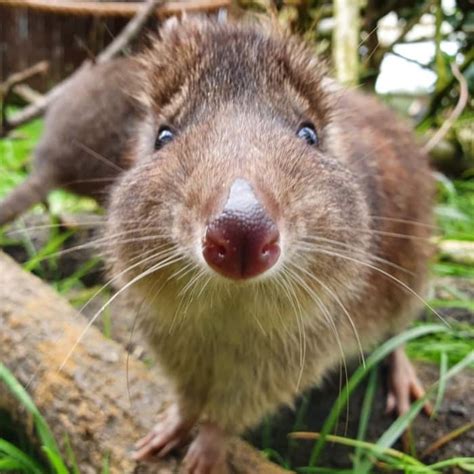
[132,404,195,461]
[183,422,229,474]
[386,346,432,417]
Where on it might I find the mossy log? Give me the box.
[0,251,288,474]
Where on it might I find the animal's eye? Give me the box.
[297,123,318,146]
[155,126,174,150]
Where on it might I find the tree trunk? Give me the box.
[332,0,360,86]
[0,251,289,474]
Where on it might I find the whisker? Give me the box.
[301,235,413,275]
[369,215,438,229]
[175,268,208,333]
[309,226,434,242]
[21,232,168,265]
[3,220,170,235]
[78,244,175,314]
[290,262,365,367]
[280,267,307,391]
[58,252,185,372]
[72,140,125,172]
[297,245,449,326]
[284,266,351,433]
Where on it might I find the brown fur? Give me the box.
[105,17,434,436]
[0,58,143,226]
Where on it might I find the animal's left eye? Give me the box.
[297,123,319,146]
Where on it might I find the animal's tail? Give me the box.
[0,172,55,226]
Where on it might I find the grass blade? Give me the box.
[353,367,378,470]
[358,351,474,473]
[308,324,447,466]
[0,439,44,473]
[432,351,448,417]
[0,364,65,470]
[0,456,29,471]
[291,432,426,470]
[42,446,69,474]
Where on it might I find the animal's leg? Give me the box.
[183,422,229,474]
[132,401,198,461]
[386,345,432,416]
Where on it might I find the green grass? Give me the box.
[0,120,42,196]
[0,116,473,472]
[0,364,110,474]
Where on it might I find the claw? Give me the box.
[386,346,432,417]
[183,422,229,474]
[132,403,196,461]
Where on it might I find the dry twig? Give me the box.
[421,422,474,458]
[422,63,469,154]
[0,61,49,136]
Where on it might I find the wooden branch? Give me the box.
[0,61,49,136]
[97,0,161,63]
[389,50,432,70]
[0,60,49,95]
[2,0,159,134]
[422,62,469,153]
[422,48,473,123]
[0,0,230,17]
[12,84,44,104]
[0,250,288,473]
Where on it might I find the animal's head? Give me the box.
[106,17,371,320]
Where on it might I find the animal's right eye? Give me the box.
[155,126,174,150]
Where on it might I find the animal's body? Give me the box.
[103,18,434,473]
[0,58,141,225]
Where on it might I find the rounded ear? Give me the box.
[159,15,180,37]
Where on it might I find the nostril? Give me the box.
[261,243,273,257]
[216,245,226,259]
[202,179,280,280]
[203,217,281,280]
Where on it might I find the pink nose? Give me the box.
[203,178,280,280]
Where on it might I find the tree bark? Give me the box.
[0,251,289,474]
[332,0,360,86]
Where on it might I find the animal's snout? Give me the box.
[203,178,280,280]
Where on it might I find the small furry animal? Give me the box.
[0,58,141,226]
[104,17,434,474]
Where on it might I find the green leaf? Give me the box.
[101,452,111,474]
[0,456,29,471]
[42,446,69,474]
[353,367,378,470]
[428,457,474,470]
[0,439,44,473]
[432,351,448,416]
[0,364,64,468]
[63,435,80,474]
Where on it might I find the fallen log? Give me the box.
[0,250,288,474]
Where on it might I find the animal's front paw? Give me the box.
[132,403,196,461]
[183,422,229,474]
[386,346,432,417]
